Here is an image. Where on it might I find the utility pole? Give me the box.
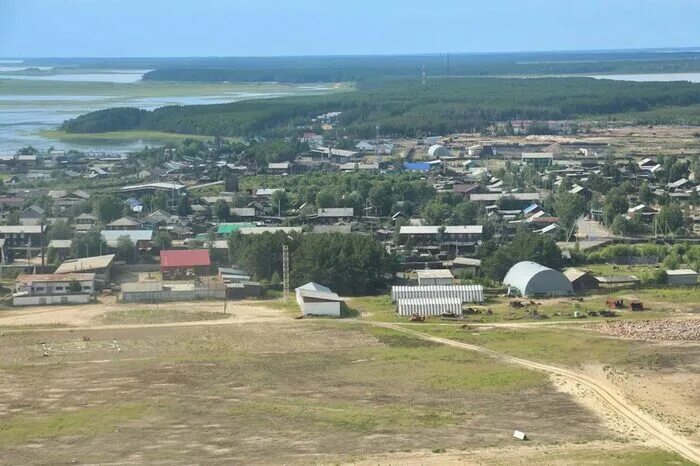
[40,221,45,270]
[375,125,381,168]
[282,244,290,301]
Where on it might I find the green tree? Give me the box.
[5,210,19,225]
[638,182,654,205]
[71,229,106,258]
[214,199,230,221]
[450,201,478,225]
[93,195,123,223]
[48,219,73,240]
[116,236,136,263]
[482,232,563,281]
[177,195,192,216]
[554,192,586,240]
[152,230,172,250]
[153,191,168,211]
[271,190,289,216]
[421,200,451,225]
[657,203,684,233]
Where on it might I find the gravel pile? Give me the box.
[590,319,700,341]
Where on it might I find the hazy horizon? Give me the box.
[2,0,700,57]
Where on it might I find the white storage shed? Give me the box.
[295,282,343,317]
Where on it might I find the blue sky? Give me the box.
[1,0,699,57]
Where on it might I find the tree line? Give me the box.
[61,77,700,138]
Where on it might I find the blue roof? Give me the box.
[124,198,143,208]
[523,203,540,214]
[403,162,431,172]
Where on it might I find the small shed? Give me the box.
[295,282,343,317]
[416,269,454,286]
[666,269,698,286]
[563,268,599,293]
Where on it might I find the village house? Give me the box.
[160,249,212,279]
[13,273,95,306]
[55,254,116,288]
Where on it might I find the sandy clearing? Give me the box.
[349,440,654,465]
[0,298,290,329]
[372,322,700,464]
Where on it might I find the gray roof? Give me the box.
[416,269,454,280]
[400,225,483,235]
[503,261,573,297]
[101,230,153,246]
[55,254,115,273]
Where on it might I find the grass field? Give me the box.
[0,321,613,464]
[349,286,699,324]
[418,323,700,369]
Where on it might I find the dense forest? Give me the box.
[136,51,700,83]
[61,77,700,138]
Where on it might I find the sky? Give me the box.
[1,0,700,57]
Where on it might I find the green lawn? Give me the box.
[417,323,696,370]
[348,288,693,325]
[0,403,150,447]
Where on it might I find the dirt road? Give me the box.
[372,322,700,465]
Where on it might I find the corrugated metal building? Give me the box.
[391,285,484,303]
[666,269,698,286]
[295,282,343,317]
[397,298,462,316]
[503,261,573,297]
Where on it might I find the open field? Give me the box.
[0,320,616,464]
[0,295,698,463]
[349,286,700,324]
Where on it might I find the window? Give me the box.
[55,286,64,291]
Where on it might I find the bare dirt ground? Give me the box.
[0,296,288,328]
[350,441,684,465]
[1,299,698,464]
[374,322,700,464]
[0,321,612,465]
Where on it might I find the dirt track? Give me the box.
[373,322,700,465]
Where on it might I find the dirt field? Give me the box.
[0,298,698,464]
[0,317,612,465]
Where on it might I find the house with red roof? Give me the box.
[160,249,211,280]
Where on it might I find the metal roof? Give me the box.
[238,226,302,235]
[503,261,573,296]
[17,273,95,285]
[416,269,454,279]
[400,225,483,235]
[665,269,698,276]
[160,249,211,268]
[317,207,354,217]
[101,230,153,246]
[55,254,115,273]
[470,193,541,202]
